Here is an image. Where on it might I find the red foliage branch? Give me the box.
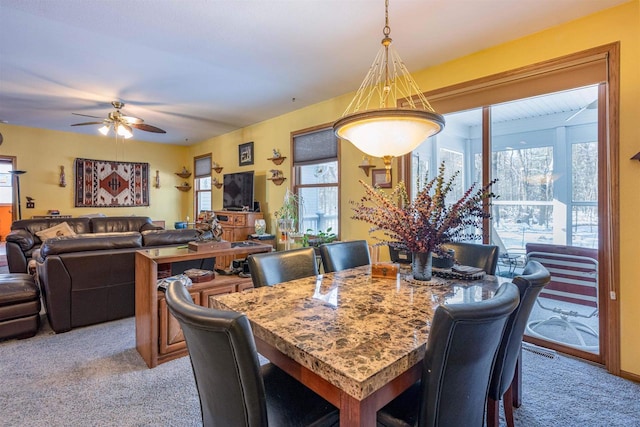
[351,162,497,254]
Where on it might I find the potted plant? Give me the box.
[302,227,337,252]
[351,162,497,280]
[273,189,302,250]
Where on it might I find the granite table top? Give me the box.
[210,265,501,401]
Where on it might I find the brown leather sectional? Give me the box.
[6,216,213,333]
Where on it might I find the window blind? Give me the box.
[194,155,212,178]
[293,128,338,166]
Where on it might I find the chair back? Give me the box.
[247,247,318,287]
[488,260,551,400]
[525,243,598,310]
[319,240,371,273]
[164,281,267,426]
[418,281,519,427]
[442,242,499,275]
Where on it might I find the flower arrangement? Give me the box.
[351,162,497,255]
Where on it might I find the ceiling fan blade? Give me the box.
[72,112,102,119]
[130,123,166,134]
[122,115,143,124]
[71,121,106,126]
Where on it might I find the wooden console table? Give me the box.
[135,242,272,368]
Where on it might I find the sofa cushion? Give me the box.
[141,229,202,246]
[35,222,76,240]
[140,222,164,232]
[90,216,153,233]
[39,232,143,258]
[5,229,35,251]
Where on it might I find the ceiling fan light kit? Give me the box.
[71,101,166,139]
[333,0,445,181]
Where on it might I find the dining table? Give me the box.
[210,265,507,427]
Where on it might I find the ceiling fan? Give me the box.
[565,99,598,122]
[71,101,166,138]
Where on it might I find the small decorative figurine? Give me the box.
[59,166,67,187]
[272,148,281,158]
[269,169,283,179]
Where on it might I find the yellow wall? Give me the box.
[0,124,190,225]
[1,1,638,376]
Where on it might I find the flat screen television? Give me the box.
[223,171,255,211]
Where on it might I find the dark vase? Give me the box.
[412,252,433,281]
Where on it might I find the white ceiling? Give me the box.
[0,0,626,146]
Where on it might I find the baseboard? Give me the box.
[620,369,640,384]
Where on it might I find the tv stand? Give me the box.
[214,210,265,270]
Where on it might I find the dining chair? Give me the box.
[319,240,371,273]
[164,281,339,427]
[377,281,520,427]
[441,242,500,275]
[525,243,599,350]
[486,260,551,427]
[247,247,318,287]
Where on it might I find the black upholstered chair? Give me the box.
[319,240,371,273]
[247,247,318,288]
[376,281,520,427]
[164,281,339,427]
[442,242,500,275]
[487,260,551,427]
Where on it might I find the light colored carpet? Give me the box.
[1,315,639,426]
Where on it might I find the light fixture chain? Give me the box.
[383,0,391,37]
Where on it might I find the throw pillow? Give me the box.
[35,222,77,240]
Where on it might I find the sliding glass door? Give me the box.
[491,86,601,357]
[409,84,604,361]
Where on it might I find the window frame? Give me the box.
[290,123,341,238]
[193,154,212,216]
[399,43,619,373]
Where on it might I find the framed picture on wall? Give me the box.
[372,168,392,188]
[239,142,254,166]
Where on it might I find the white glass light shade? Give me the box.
[98,125,110,135]
[334,109,444,158]
[117,123,133,139]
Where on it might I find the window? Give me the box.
[194,154,212,215]
[292,126,340,237]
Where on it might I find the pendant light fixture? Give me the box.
[333,0,445,180]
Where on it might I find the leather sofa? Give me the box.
[5,216,162,274]
[7,216,213,333]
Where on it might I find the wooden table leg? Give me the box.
[340,392,375,427]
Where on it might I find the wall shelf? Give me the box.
[175,184,192,192]
[358,164,376,176]
[175,171,192,179]
[631,153,640,161]
[268,156,286,165]
[213,182,223,189]
[267,177,287,186]
[213,166,223,173]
